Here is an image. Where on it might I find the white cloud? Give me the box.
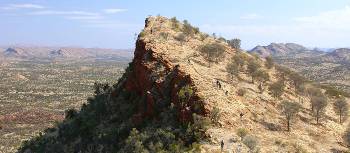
[200,6,350,49]
[1,3,45,10]
[240,13,262,20]
[294,6,350,28]
[30,10,99,16]
[103,9,127,14]
[29,10,103,21]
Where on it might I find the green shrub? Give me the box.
[237,88,247,96]
[269,80,285,98]
[199,42,226,66]
[227,38,241,50]
[182,20,199,37]
[174,33,186,42]
[243,135,259,152]
[236,128,249,140]
[170,17,180,30]
[210,107,221,125]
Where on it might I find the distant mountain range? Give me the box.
[0,46,133,61]
[250,43,350,92]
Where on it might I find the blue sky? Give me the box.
[1,0,350,49]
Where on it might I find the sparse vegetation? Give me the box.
[0,60,128,152]
[333,98,349,124]
[243,135,259,153]
[280,101,301,131]
[182,20,199,37]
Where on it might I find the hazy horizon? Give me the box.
[1,0,350,50]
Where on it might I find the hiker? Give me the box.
[216,80,222,89]
[221,140,224,152]
[240,112,244,121]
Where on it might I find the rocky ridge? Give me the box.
[18,16,350,152]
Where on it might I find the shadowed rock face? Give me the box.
[122,20,207,124]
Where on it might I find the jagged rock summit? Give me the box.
[19,16,350,153]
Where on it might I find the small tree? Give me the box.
[253,69,270,92]
[243,135,258,153]
[226,61,239,79]
[227,38,241,50]
[170,17,180,30]
[210,107,221,125]
[265,56,274,69]
[269,80,285,98]
[306,86,322,98]
[311,96,328,124]
[296,84,306,103]
[280,101,301,131]
[199,42,226,67]
[232,53,246,70]
[183,20,199,37]
[178,85,193,108]
[289,73,305,91]
[275,65,291,82]
[247,60,261,83]
[333,98,349,124]
[236,128,249,141]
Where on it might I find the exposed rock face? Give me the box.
[121,21,206,124]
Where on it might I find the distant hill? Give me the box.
[251,43,350,92]
[250,43,324,58]
[0,46,133,61]
[323,48,350,62]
